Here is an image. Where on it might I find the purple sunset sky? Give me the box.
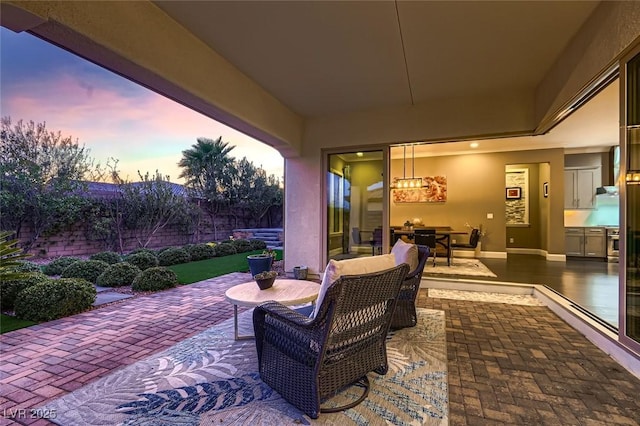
[0,27,284,183]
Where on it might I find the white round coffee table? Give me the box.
[225,279,320,340]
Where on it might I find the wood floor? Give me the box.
[477,254,619,327]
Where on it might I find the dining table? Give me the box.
[392,226,468,266]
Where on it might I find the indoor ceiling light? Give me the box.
[470,142,479,148]
[626,173,640,184]
[395,144,422,188]
[356,152,364,157]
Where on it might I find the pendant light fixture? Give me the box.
[396,144,422,189]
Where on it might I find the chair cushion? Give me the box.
[311,254,396,319]
[391,238,419,272]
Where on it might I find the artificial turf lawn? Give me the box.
[0,313,37,334]
[169,249,283,284]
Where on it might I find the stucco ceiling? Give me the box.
[153,1,615,155]
[154,1,599,117]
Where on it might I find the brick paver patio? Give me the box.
[1,274,639,425]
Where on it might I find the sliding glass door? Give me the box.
[326,151,384,261]
[621,47,640,350]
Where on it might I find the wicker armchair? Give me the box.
[253,264,409,419]
[390,244,430,329]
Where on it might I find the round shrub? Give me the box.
[89,251,121,264]
[248,239,268,251]
[14,278,96,322]
[42,256,81,276]
[231,239,253,253]
[61,259,110,283]
[96,262,141,287]
[214,242,237,257]
[125,251,159,271]
[128,247,158,258]
[132,267,178,292]
[0,273,51,310]
[157,247,191,266]
[185,243,215,261]
[12,261,42,274]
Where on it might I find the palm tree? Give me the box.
[178,137,236,239]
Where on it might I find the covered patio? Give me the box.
[1,273,639,424]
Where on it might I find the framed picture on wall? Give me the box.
[543,182,549,198]
[506,187,521,199]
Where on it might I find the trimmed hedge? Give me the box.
[96,262,141,287]
[12,261,42,274]
[157,247,191,266]
[248,239,268,250]
[42,257,81,276]
[231,239,253,253]
[61,260,110,283]
[125,251,159,271]
[132,267,178,291]
[0,273,51,310]
[185,243,216,261]
[14,278,97,322]
[128,248,158,258]
[89,251,122,264]
[214,243,237,257]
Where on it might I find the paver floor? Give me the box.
[416,292,640,425]
[1,275,639,425]
[0,272,253,426]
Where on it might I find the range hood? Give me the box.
[596,185,619,195]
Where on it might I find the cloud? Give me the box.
[1,30,284,183]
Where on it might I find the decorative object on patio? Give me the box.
[247,253,273,276]
[253,270,277,290]
[41,307,448,425]
[391,244,431,329]
[292,265,308,280]
[253,264,408,418]
[423,258,497,277]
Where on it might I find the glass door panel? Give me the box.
[624,51,640,345]
[327,151,384,260]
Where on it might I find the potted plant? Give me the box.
[254,270,277,290]
[247,249,276,276]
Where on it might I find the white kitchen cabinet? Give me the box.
[565,227,606,258]
[564,167,601,209]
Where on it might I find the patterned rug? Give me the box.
[42,308,448,425]
[424,258,497,277]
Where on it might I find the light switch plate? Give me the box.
[487,213,494,219]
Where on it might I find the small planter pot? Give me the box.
[293,266,308,280]
[247,254,273,276]
[255,276,276,290]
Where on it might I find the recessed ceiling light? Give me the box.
[470,142,479,148]
[356,152,364,157]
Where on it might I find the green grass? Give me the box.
[169,249,283,284]
[0,313,37,334]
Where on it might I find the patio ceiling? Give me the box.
[153,0,613,154]
[154,1,598,118]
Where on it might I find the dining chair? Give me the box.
[451,228,480,249]
[414,230,437,266]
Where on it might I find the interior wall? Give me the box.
[506,164,541,250]
[389,148,565,255]
[540,162,551,251]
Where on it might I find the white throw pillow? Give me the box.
[391,239,419,272]
[311,254,396,319]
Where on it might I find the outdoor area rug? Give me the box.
[424,258,497,278]
[42,308,448,425]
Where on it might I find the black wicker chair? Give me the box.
[253,263,409,419]
[390,244,430,329]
